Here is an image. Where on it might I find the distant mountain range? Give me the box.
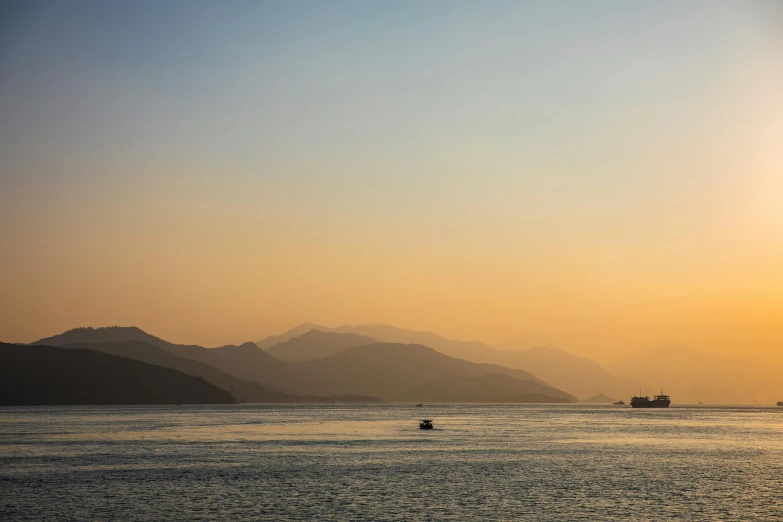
[258,323,494,361]
[31,329,380,404]
[58,340,375,403]
[20,324,783,406]
[258,323,641,400]
[271,342,575,401]
[0,343,236,405]
[490,346,644,402]
[30,326,576,403]
[267,330,376,362]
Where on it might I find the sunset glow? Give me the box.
[1,1,782,364]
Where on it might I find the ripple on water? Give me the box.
[1,404,782,521]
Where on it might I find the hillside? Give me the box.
[259,324,641,400]
[164,342,289,386]
[282,343,576,401]
[0,343,236,405]
[52,340,380,403]
[256,322,331,350]
[258,323,492,362]
[267,330,376,362]
[34,327,575,402]
[490,347,644,401]
[34,328,290,392]
[396,373,573,403]
[35,326,172,349]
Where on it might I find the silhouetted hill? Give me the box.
[34,328,288,392]
[60,341,294,403]
[35,326,171,349]
[256,323,330,350]
[258,323,488,361]
[267,330,376,362]
[258,324,641,400]
[62,341,381,403]
[607,347,783,405]
[0,343,236,405]
[281,343,576,401]
[490,346,645,401]
[331,324,494,361]
[167,342,289,386]
[580,393,618,403]
[395,373,573,403]
[33,326,574,402]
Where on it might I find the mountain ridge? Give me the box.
[33,326,576,403]
[59,340,380,403]
[260,323,642,399]
[267,330,376,362]
[0,343,236,405]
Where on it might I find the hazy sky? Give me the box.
[1,1,782,363]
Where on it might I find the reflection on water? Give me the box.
[2,405,782,520]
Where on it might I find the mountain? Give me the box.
[396,373,573,403]
[258,323,490,362]
[34,326,259,354]
[163,341,288,386]
[34,326,574,402]
[259,324,640,400]
[256,323,330,350]
[607,346,783,405]
[279,343,576,401]
[267,330,376,362]
[34,328,290,393]
[580,393,618,403]
[488,347,644,401]
[35,326,171,349]
[58,341,345,403]
[0,343,236,405]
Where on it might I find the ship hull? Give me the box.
[630,400,670,408]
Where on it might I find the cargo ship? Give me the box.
[630,391,670,408]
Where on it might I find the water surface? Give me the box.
[2,404,782,520]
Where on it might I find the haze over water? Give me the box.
[2,404,782,520]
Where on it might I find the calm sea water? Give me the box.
[1,404,782,521]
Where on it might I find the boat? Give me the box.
[415,404,423,407]
[613,400,625,405]
[419,420,433,430]
[630,390,670,408]
[777,401,783,407]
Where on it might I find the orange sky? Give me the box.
[1,2,782,364]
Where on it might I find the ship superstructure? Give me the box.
[630,391,670,408]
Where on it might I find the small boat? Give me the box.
[613,400,625,405]
[777,401,783,407]
[415,404,423,407]
[419,420,433,430]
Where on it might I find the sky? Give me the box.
[1,1,782,363]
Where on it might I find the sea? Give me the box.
[1,404,782,521]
